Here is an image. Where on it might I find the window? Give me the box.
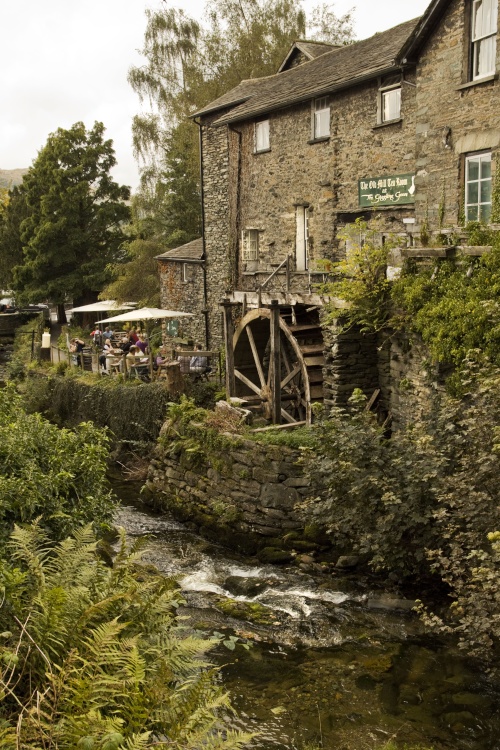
[381,86,401,122]
[295,206,310,271]
[255,119,270,152]
[378,77,401,123]
[471,0,498,79]
[312,97,330,139]
[242,229,259,261]
[181,263,188,282]
[465,152,492,222]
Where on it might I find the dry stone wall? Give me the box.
[320,320,443,430]
[145,432,315,557]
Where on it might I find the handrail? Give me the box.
[257,253,292,307]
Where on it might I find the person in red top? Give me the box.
[129,327,139,343]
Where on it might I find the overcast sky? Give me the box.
[0,0,430,192]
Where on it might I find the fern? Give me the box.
[0,523,254,749]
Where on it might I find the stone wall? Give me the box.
[159,261,206,345]
[322,320,380,410]
[414,0,500,229]
[228,75,417,282]
[145,431,316,557]
[201,113,233,350]
[320,320,442,430]
[378,331,441,432]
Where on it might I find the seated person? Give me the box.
[155,345,168,368]
[99,339,114,371]
[128,327,139,344]
[190,344,208,373]
[177,354,191,375]
[119,335,132,353]
[136,334,148,354]
[126,345,149,378]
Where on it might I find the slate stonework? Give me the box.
[145,432,311,553]
[413,0,500,229]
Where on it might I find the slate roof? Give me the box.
[156,238,203,262]
[277,40,340,72]
[192,17,420,125]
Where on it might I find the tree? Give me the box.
[0,185,27,289]
[5,122,130,323]
[102,237,163,308]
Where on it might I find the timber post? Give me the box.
[269,299,281,423]
[222,298,236,397]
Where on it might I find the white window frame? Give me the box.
[471,0,498,80]
[380,84,401,122]
[312,97,330,139]
[295,206,310,271]
[242,229,259,261]
[254,119,270,153]
[465,151,492,222]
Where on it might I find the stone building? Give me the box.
[159,0,499,426]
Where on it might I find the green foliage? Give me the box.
[392,236,500,366]
[320,219,393,333]
[248,425,316,449]
[4,122,130,310]
[0,523,253,749]
[0,385,115,546]
[101,238,162,308]
[301,364,500,662]
[160,397,242,473]
[22,376,177,451]
[0,185,29,288]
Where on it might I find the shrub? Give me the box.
[301,365,500,662]
[0,384,115,545]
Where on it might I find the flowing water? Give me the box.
[114,477,500,750]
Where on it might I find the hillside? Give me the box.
[0,168,28,188]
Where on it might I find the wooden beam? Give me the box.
[222,299,235,397]
[269,300,281,424]
[251,421,307,433]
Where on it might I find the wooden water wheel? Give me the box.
[228,305,325,425]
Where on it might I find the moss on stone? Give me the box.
[257,547,293,564]
[215,598,275,625]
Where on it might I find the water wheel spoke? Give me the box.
[281,338,292,374]
[280,408,297,424]
[246,325,266,388]
[234,368,263,397]
[281,365,301,389]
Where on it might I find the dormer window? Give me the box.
[471,0,498,79]
[378,77,401,123]
[313,97,330,139]
[255,119,270,152]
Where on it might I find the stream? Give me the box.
[114,476,500,750]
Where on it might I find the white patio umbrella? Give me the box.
[96,307,193,325]
[71,300,135,313]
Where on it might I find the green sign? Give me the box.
[358,173,415,207]
[165,319,179,336]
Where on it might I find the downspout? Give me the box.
[228,124,243,291]
[194,117,210,349]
